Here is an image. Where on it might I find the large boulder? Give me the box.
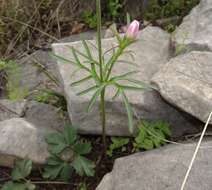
[53,26,201,137]
[152,51,212,124]
[0,118,50,167]
[96,139,212,190]
[173,0,212,53]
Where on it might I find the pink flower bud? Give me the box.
[125,20,140,39]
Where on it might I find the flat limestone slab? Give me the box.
[52,26,201,137]
[96,139,212,190]
[152,51,212,124]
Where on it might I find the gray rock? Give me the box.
[173,0,212,53]
[0,99,69,131]
[0,99,27,121]
[52,26,201,137]
[25,101,69,131]
[0,118,50,167]
[152,51,212,124]
[18,50,60,92]
[96,140,212,190]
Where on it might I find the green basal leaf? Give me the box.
[1,181,32,190]
[134,121,171,151]
[72,156,95,177]
[46,133,66,145]
[46,156,62,166]
[142,139,154,150]
[11,160,32,181]
[121,91,134,133]
[76,85,98,96]
[46,132,67,154]
[71,75,93,87]
[107,137,129,157]
[73,142,92,155]
[59,163,74,181]
[48,143,68,155]
[25,181,36,190]
[43,163,64,180]
[63,125,77,145]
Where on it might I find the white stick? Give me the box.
[180,111,212,190]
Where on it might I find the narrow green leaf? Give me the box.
[71,48,91,72]
[112,88,120,100]
[86,84,106,112]
[71,75,93,87]
[123,78,155,90]
[82,40,93,59]
[110,71,139,82]
[121,91,134,133]
[76,85,98,96]
[50,52,77,65]
[119,84,147,91]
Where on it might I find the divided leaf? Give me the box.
[11,160,32,181]
[72,156,95,177]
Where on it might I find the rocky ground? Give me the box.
[1,0,212,189]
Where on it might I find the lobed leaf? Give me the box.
[63,125,77,145]
[11,160,32,181]
[72,156,95,177]
[73,142,92,155]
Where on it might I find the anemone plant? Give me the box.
[55,0,151,153]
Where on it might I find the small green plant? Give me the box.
[54,0,150,153]
[133,121,171,151]
[43,125,95,181]
[107,137,129,157]
[2,159,35,190]
[34,89,67,111]
[82,11,97,29]
[78,182,88,190]
[107,0,123,19]
[0,60,28,100]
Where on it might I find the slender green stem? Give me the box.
[96,0,103,81]
[100,89,107,152]
[96,0,107,151]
